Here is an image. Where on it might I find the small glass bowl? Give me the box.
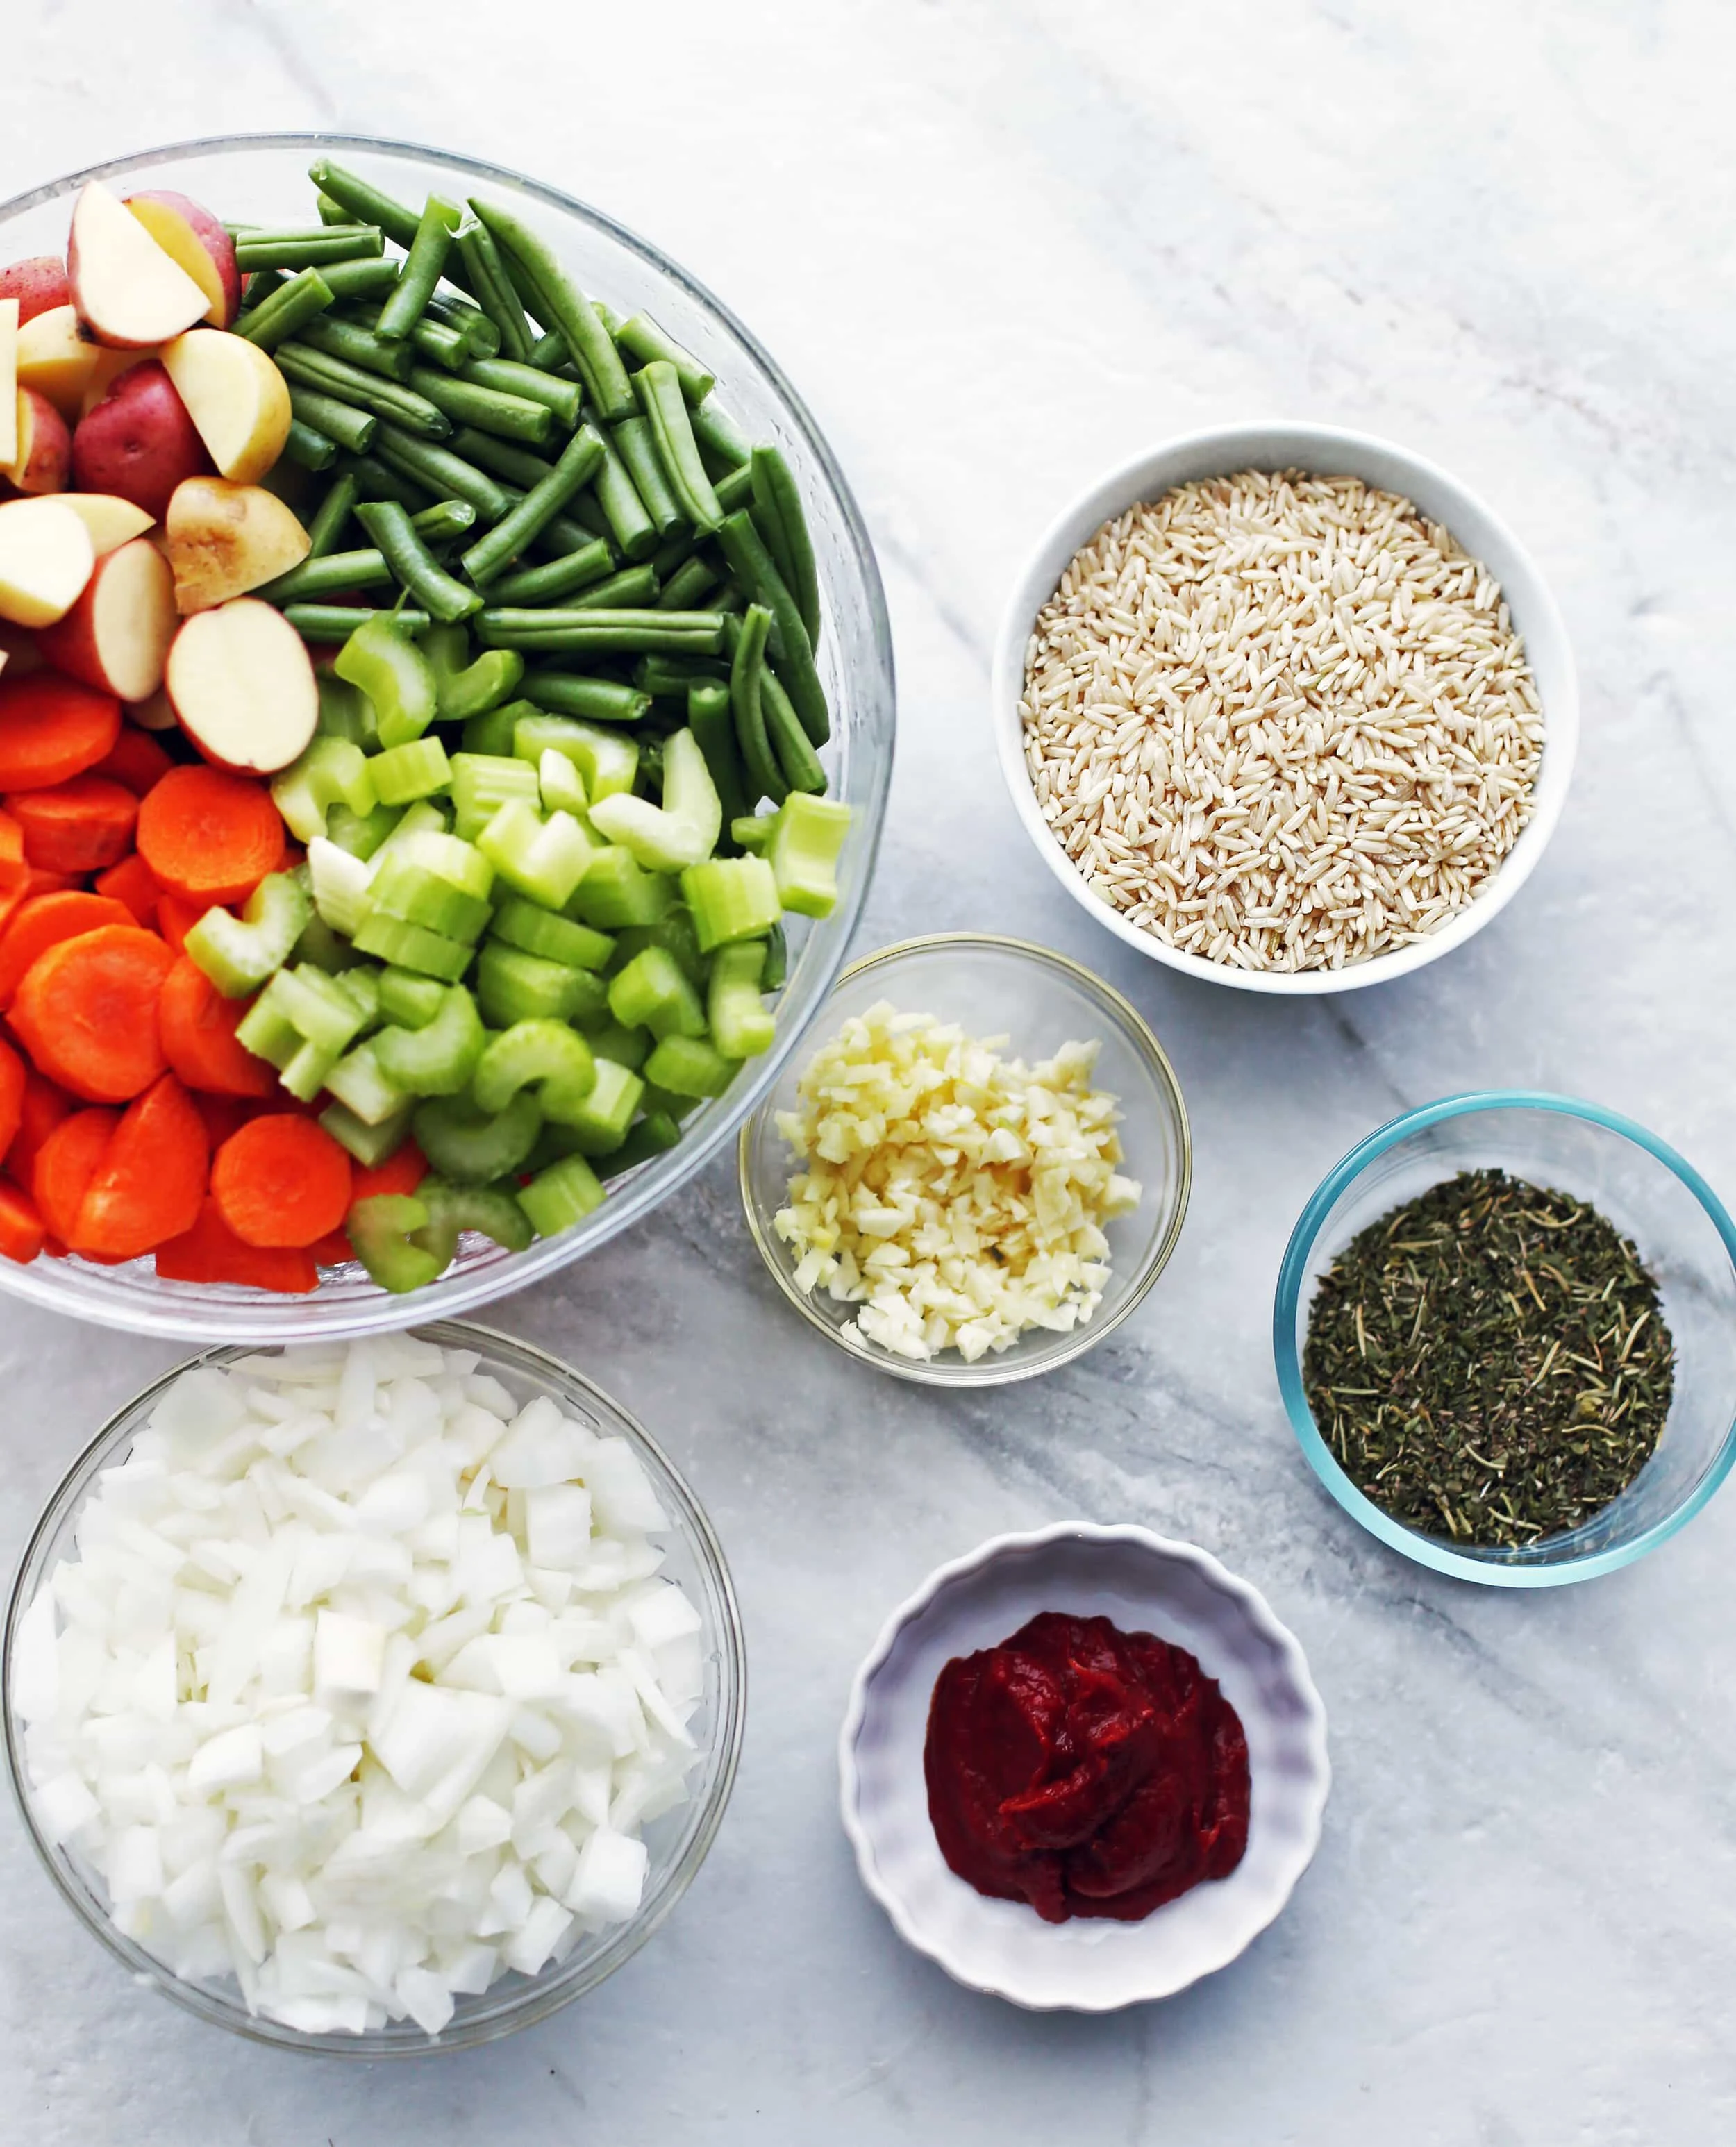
[1,1321,746,2055]
[0,134,893,1342]
[737,934,1192,1386]
[1274,1094,1736,1587]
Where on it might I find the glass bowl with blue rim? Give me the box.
[1273,1092,1736,1587]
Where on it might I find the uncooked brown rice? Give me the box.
[1019,471,1544,971]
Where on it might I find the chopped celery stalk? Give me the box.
[587,728,721,872]
[545,1055,643,1154]
[334,964,381,1028]
[567,846,672,929]
[681,854,781,953]
[317,674,378,746]
[421,623,525,721]
[185,871,312,998]
[585,1019,651,1071]
[324,1038,412,1124]
[640,1081,699,1123]
[490,896,612,969]
[327,800,402,859]
[763,919,787,992]
[610,906,704,987]
[476,942,608,1028]
[377,965,449,1028]
[367,855,492,942]
[538,746,588,817]
[767,792,852,918]
[413,1092,543,1184]
[351,910,474,980]
[461,699,533,757]
[373,983,486,1096]
[477,799,599,910]
[307,835,376,937]
[348,1193,444,1292]
[371,734,452,807]
[267,964,368,1054]
[708,939,775,1058]
[601,1110,681,1176]
[235,983,300,1068]
[278,1034,348,1103]
[473,1018,598,1121]
[372,799,450,862]
[272,735,377,842]
[320,1100,415,1169]
[451,751,541,842]
[642,1033,740,1098]
[731,813,773,853]
[410,1178,533,1265]
[513,712,637,802]
[518,1152,606,1237]
[292,913,365,974]
[392,827,495,899]
[607,945,706,1042]
[334,612,437,749]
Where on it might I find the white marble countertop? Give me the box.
[5,3,1735,2139]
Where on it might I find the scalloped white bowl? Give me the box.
[839,1524,1330,2010]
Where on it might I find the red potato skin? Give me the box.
[72,361,211,521]
[2,390,72,496]
[123,192,240,328]
[0,258,72,326]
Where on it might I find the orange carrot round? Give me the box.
[32,1108,119,1244]
[211,1114,352,1248]
[74,1071,208,1260]
[6,776,139,874]
[6,1069,70,1182]
[0,808,24,897]
[0,1039,22,1158]
[192,1091,259,1152]
[135,765,285,906]
[156,1196,319,1294]
[0,673,122,792]
[351,1139,427,1203]
[92,852,160,928]
[159,955,278,1098]
[93,725,176,798]
[0,1177,45,1264]
[154,892,206,955]
[0,892,138,1007]
[11,924,175,1100]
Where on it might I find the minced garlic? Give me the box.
[771,1001,1142,1363]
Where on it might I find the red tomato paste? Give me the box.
[924,1611,1251,1923]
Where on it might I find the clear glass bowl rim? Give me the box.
[1272,1089,1736,1587]
[0,131,894,1343]
[736,931,1194,1386]
[1,1319,748,2055]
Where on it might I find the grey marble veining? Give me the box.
[3,3,1735,2140]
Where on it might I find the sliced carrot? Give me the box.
[0,1177,44,1264]
[11,924,175,1101]
[93,725,176,798]
[159,955,277,1098]
[0,1038,22,1158]
[24,869,75,899]
[0,892,137,1008]
[0,673,122,792]
[32,1108,119,1244]
[155,1196,319,1294]
[93,852,160,928]
[73,1071,208,1260]
[192,1091,260,1151]
[308,1226,354,1264]
[156,892,205,954]
[6,778,139,874]
[6,1069,70,1181]
[135,766,285,907]
[0,808,24,896]
[211,1114,352,1248]
[352,1140,426,1202]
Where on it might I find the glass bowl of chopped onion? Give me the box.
[736,933,1192,1385]
[1274,1093,1736,1586]
[1,1322,745,2053]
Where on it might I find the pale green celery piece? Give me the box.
[320,1099,415,1169]
[518,1152,606,1237]
[317,674,378,746]
[472,1018,597,1121]
[272,963,370,1055]
[367,855,493,943]
[371,735,452,807]
[587,727,721,873]
[538,747,588,817]
[324,1037,411,1125]
[350,911,474,981]
[565,847,673,930]
[583,1018,650,1071]
[371,798,451,862]
[184,872,312,998]
[477,799,600,910]
[334,612,437,749]
[450,751,541,842]
[731,813,773,853]
[334,964,381,1029]
[642,1033,739,1098]
[272,735,378,843]
[546,1055,643,1153]
[489,895,613,970]
[708,938,775,1058]
[512,712,638,802]
[378,966,450,1028]
[410,1180,533,1264]
[374,983,486,1096]
[767,792,853,919]
[606,945,705,1042]
[680,854,782,953]
[391,827,495,899]
[348,1194,444,1292]
[307,836,376,938]
[326,801,403,860]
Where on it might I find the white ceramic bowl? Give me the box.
[990,421,1578,996]
[839,1524,1330,2010]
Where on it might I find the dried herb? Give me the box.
[1303,1168,1674,1548]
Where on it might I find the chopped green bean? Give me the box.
[615,312,714,403]
[521,674,651,725]
[318,256,403,303]
[453,219,536,363]
[750,444,821,649]
[610,416,685,540]
[449,428,553,493]
[354,499,481,624]
[409,318,470,373]
[459,424,606,587]
[287,386,374,454]
[570,564,660,611]
[590,425,658,560]
[372,424,510,523]
[476,607,726,654]
[282,417,338,470]
[691,397,752,473]
[728,604,787,808]
[689,678,749,833]
[277,345,451,437]
[658,555,719,611]
[409,498,478,546]
[526,329,568,372]
[287,603,433,640]
[486,537,614,606]
[260,546,393,605]
[470,197,635,421]
[306,160,420,247]
[297,313,416,381]
[716,509,828,745]
[424,290,501,358]
[304,472,358,558]
[235,226,384,271]
[377,194,463,340]
[762,667,826,793]
[342,451,433,510]
[461,357,583,427]
[236,267,333,349]
[637,360,723,533]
